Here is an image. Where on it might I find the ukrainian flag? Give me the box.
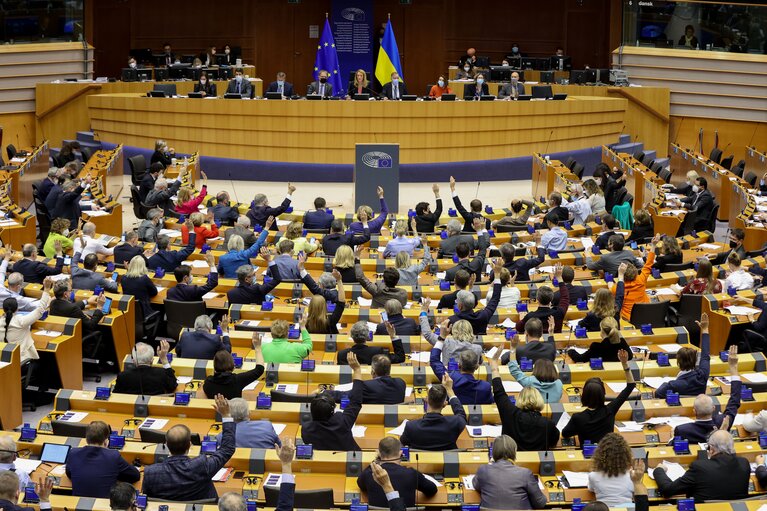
[375,19,404,86]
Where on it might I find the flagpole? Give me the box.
[326,12,328,19]
[388,12,391,19]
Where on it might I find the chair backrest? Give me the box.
[564,156,576,169]
[633,151,645,162]
[572,162,585,179]
[720,155,733,170]
[164,300,207,340]
[742,329,767,354]
[270,390,313,403]
[128,154,147,184]
[664,261,693,272]
[531,85,553,99]
[130,185,148,219]
[494,223,529,233]
[629,301,670,329]
[52,420,88,438]
[642,154,654,167]
[731,164,744,178]
[744,171,758,187]
[677,207,697,236]
[659,168,672,183]
[709,147,723,164]
[706,203,719,232]
[264,486,334,509]
[81,146,94,164]
[6,144,16,160]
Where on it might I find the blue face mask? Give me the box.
[392,78,399,83]
[277,80,284,86]
[438,80,445,87]
[236,75,243,82]
[476,78,484,85]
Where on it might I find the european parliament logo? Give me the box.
[341,7,366,21]
[362,151,392,168]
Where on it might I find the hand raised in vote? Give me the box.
[259,247,272,262]
[276,437,295,466]
[347,352,361,373]
[371,461,395,493]
[36,476,54,503]
[252,332,263,350]
[331,268,342,282]
[420,297,431,312]
[630,459,646,483]
[42,277,53,292]
[157,340,170,364]
[212,393,231,418]
[219,314,229,333]
[432,183,440,197]
[296,252,306,270]
[288,182,297,195]
[695,312,709,333]
[205,252,216,266]
[264,215,275,230]
[449,176,456,192]
[439,318,451,338]
[376,186,384,199]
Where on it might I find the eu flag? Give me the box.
[313,18,344,97]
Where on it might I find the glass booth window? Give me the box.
[0,0,84,43]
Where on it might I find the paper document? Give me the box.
[657,344,683,353]
[501,381,523,393]
[462,475,475,491]
[725,306,762,316]
[405,387,413,397]
[262,473,283,487]
[201,292,219,300]
[580,237,594,251]
[158,229,182,237]
[561,471,589,488]
[422,474,443,487]
[606,382,629,393]
[654,288,678,296]
[239,320,261,328]
[466,425,503,438]
[176,376,193,384]
[570,347,588,355]
[273,384,299,394]
[276,220,291,226]
[13,459,42,473]
[698,243,720,250]
[501,318,515,328]
[333,382,354,392]
[182,260,211,268]
[35,329,62,338]
[0,220,19,227]
[435,272,446,280]
[85,210,110,217]
[242,380,260,391]
[409,351,431,363]
[743,373,767,383]
[387,420,409,436]
[351,425,367,437]
[537,266,555,274]
[272,423,287,435]
[59,411,88,423]
[485,346,510,360]
[139,418,169,430]
[616,421,644,432]
[357,297,372,307]
[556,411,571,432]
[642,376,674,389]
[649,461,686,481]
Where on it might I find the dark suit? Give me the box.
[226,275,281,305]
[301,378,363,451]
[329,375,407,404]
[453,194,491,233]
[225,78,252,97]
[175,331,231,360]
[492,377,559,451]
[50,297,104,335]
[448,282,501,335]
[358,462,438,508]
[247,197,291,231]
[653,453,750,502]
[44,183,62,213]
[66,445,140,497]
[167,272,218,302]
[139,173,157,202]
[0,500,35,511]
[303,209,335,231]
[445,233,490,282]
[515,282,570,333]
[146,233,196,272]
[655,333,709,398]
[438,234,478,258]
[224,225,258,249]
[145,179,182,217]
[267,81,294,97]
[515,337,556,364]
[337,339,406,365]
[414,199,443,233]
[681,189,715,230]
[193,81,217,97]
[150,150,173,168]
[113,243,145,267]
[52,185,85,229]
[502,248,546,281]
[211,203,239,226]
[307,81,333,97]
[400,396,467,450]
[464,82,489,99]
[12,256,64,284]
[142,420,236,500]
[37,177,56,202]
[498,81,526,99]
[382,81,409,100]
[674,381,741,443]
[374,314,419,336]
[113,364,177,395]
[321,229,370,256]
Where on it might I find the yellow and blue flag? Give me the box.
[313,18,343,97]
[375,19,404,85]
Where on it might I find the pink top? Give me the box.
[175,185,207,215]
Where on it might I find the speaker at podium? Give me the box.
[354,144,400,214]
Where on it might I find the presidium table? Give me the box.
[86,94,628,167]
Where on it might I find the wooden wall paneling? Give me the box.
[669,117,767,164]
[0,113,36,150]
[92,0,131,78]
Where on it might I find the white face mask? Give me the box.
[464,66,470,72]
[595,178,602,186]
[392,78,399,84]
[225,49,231,54]
[63,229,70,236]
[476,78,484,85]
[236,75,243,82]
[438,80,445,87]
[200,79,206,84]
[692,185,699,193]
[129,62,136,68]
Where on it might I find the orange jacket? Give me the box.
[613,251,655,320]
[181,223,219,249]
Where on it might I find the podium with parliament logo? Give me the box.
[354,143,400,213]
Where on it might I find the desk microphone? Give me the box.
[474,181,481,199]
[618,124,626,137]
[636,347,647,405]
[415,452,420,505]
[543,130,554,156]
[720,142,732,160]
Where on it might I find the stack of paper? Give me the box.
[485,347,510,360]
[648,461,685,481]
[351,425,367,437]
[59,411,88,422]
[556,411,571,432]
[85,210,110,217]
[182,260,211,268]
[462,475,476,490]
[725,306,762,316]
[423,474,443,487]
[466,425,503,438]
[35,329,62,338]
[501,318,515,328]
[358,297,372,307]
[139,418,169,430]
[606,382,629,393]
[272,423,287,435]
[387,420,409,436]
[561,471,589,488]
[501,381,523,393]
[615,421,645,432]
[642,376,674,388]
[654,288,678,296]
[211,467,232,482]
[201,292,219,300]
[176,376,193,384]
[743,373,767,383]
[409,352,431,363]
[13,459,42,473]
[656,344,683,353]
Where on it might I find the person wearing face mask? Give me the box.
[226,68,252,98]
[675,176,715,231]
[662,170,698,197]
[428,76,452,99]
[509,43,523,57]
[267,71,295,97]
[308,69,333,98]
[382,72,408,100]
[193,71,217,97]
[203,45,216,67]
[706,227,746,264]
[456,62,475,80]
[221,44,234,65]
[464,73,489,100]
[498,71,525,100]
[127,57,137,70]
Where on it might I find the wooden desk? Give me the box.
[0,343,22,429]
[669,143,735,222]
[0,140,49,208]
[30,316,83,390]
[745,146,767,179]
[532,153,572,201]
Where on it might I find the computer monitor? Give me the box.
[441,93,456,102]
[504,56,522,68]
[121,68,138,82]
[474,56,490,68]
[215,55,231,67]
[152,54,168,67]
[187,92,204,98]
[549,56,572,71]
[153,83,177,96]
[489,66,511,82]
[532,85,553,99]
[129,48,153,65]
[180,54,196,65]
[184,68,203,81]
[584,69,597,83]
[594,68,610,83]
[570,69,588,85]
[540,71,554,84]
[153,67,169,82]
[353,93,370,101]
[265,92,283,100]
[203,67,219,79]
[168,64,190,80]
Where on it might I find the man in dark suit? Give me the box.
[515,267,570,333]
[448,259,503,335]
[430,341,492,405]
[0,470,53,511]
[438,220,478,258]
[374,300,418,336]
[655,315,710,399]
[37,168,61,203]
[594,214,621,249]
[538,191,569,227]
[227,262,281,305]
[224,216,259,249]
[553,265,587,306]
[436,270,475,310]
[414,184,443,233]
[357,437,438,507]
[330,355,406,404]
[488,243,545,282]
[338,321,406,365]
[113,232,150,267]
[139,163,163,202]
[143,394,236,500]
[175,315,231,360]
[113,340,177,395]
[145,176,183,218]
[70,252,118,292]
[13,243,65,284]
[307,70,333,98]
[246,183,295,231]
[65,421,140,497]
[511,318,556,364]
[449,177,491,232]
[445,226,489,282]
[303,353,363,451]
[674,347,740,443]
[225,68,252,97]
[498,71,526,99]
[146,233,196,273]
[167,253,218,302]
[400,376,466,450]
[267,72,295,97]
[303,197,335,231]
[463,73,489,100]
[653,429,750,502]
[211,192,240,227]
[382,72,408,100]
[51,179,87,230]
[322,218,371,256]
[50,279,105,336]
[678,176,715,231]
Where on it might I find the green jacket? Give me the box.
[262,328,312,363]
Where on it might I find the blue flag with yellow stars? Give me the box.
[313,18,343,97]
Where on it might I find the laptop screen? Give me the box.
[40,443,71,464]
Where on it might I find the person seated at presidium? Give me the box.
[347,69,374,98]
[308,69,333,98]
[382,72,408,100]
[193,71,217,97]
[226,68,252,97]
[267,71,294,97]
[498,71,525,100]
[464,73,489,99]
[428,76,451,99]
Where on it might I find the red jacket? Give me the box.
[181,222,219,249]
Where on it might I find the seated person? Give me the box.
[13,243,65,284]
[337,320,405,365]
[70,252,118,292]
[175,315,231,360]
[383,219,421,258]
[210,192,240,226]
[577,265,625,331]
[456,62,475,80]
[266,240,300,280]
[652,235,683,273]
[146,232,197,273]
[203,336,264,399]
[675,176,715,231]
[261,318,312,363]
[113,231,150,267]
[138,208,163,243]
[540,216,568,252]
[180,212,219,249]
[303,197,335,231]
[193,71,217,97]
[145,177,182,218]
[400,376,467,450]
[224,216,259,249]
[445,219,489,282]
[246,183,296,231]
[724,252,753,291]
[627,209,654,242]
[382,72,408,100]
[166,253,218,301]
[594,214,621,249]
[430,341,492,404]
[356,264,408,308]
[509,318,556,364]
[435,270,474,310]
[428,77,451,99]
[568,317,632,363]
[321,216,371,256]
[552,265,587,306]
[615,250,655,320]
[421,310,483,364]
[498,71,525,99]
[487,268,521,309]
[284,221,319,255]
[464,73,489,99]
[226,258,281,305]
[113,341,177,395]
[218,223,271,278]
[438,220,478,258]
[449,177,491,232]
[587,234,642,277]
[491,199,535,228]
[448,258,503,334]
[348,186,388,235]
[226,68,252,97]
[374,299,418,336]
[329,354,406,405]
[515,265,569,333]
[347,69,373,97]
[490,243,545,282]
[654,314,710,398]
[226,398,280,448]
[267,71,294,97]
[50,279,105,336]
[307,70,334,97]
[393,246,432,286]
[679,258,722,294]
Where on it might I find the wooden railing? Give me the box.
[36,83,102,120]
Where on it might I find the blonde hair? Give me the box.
[176,187,193,205]
[583,179,603,197]
[600,317,620,344]
[686,170,699,182]
[394,219,408,237]
[334,245,354,269]
[395,252,411,269]
[499,268,512,286]
[353,69,369,88]
[270,319,289,339]
[590,288,615,319]
[517,386,544,412]
[356,205,373,222]
[126,255,147,278]
[189,212,205,227]
[306,295,328,333]
[451,320,474,342]
[227,234,244,252]
[285,222,303,240]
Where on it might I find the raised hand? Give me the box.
[43,276,53,292]
[421,297,431,312]
[493,257,503,275]
[252,332,262,349]
[347,351,361,372]
[212,393,230,418]
[384,321,396,339]
[439,318,451,338]
[331,268,342,282]
[617,262,627,280]
[695,312,709,333]
[472,216,484,232]
[376,186,384,198]
[449,176,456,192]
[220,314,229,332]
[547,315,555,334]
[630,459,646,484]
[205,252,216,266]
[432,183,440,196]
[442,372,454,393]
[618,349,629,367]
[264,215,275,230]
[260,246,272,262]
[554,262,563,280]
[288,182,297,195]
[276,436,295,465]
[157,339,170,364]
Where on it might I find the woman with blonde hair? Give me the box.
[383,218,421,258]
[486,267,520,308]
[568,316,632,363]
[333,245,357,283]
[174,170,208,215]
[284,221,318,255]
[346,69,373,98]
[305,269,345,334]
[120,255,158,315]
[652,234,683,273]
[43,217,74,258]
[394,245,432,286]
[665,169,699,197]
[419,303,483,365]
[180,212,219,249]
[583,179,606,216]
[587,432,635,507]
[577,271,625,331]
